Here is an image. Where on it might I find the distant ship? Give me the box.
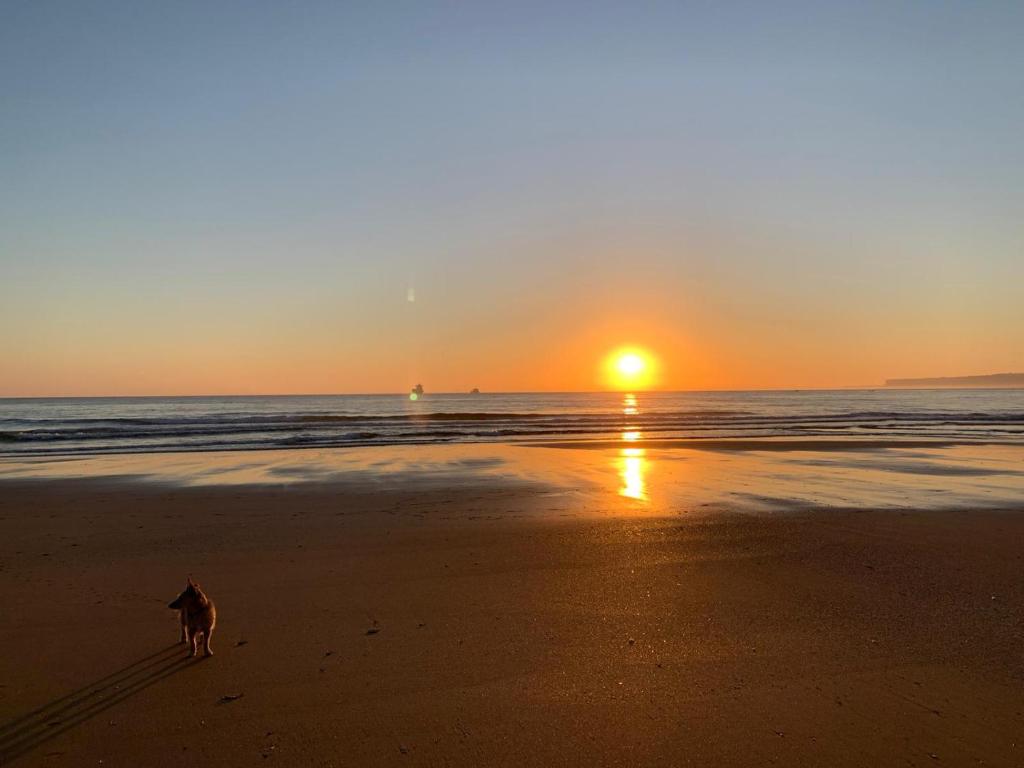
[409,383,424,400]
[469,387,480,394]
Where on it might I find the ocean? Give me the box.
[1,390,1022,457]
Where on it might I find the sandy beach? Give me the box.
[2,446,1023,766]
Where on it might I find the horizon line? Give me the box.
[7,385,1024,400]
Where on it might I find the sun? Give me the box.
[617,353,645,377]
[604,347,657,390]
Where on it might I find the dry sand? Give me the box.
[1,474,1023,766]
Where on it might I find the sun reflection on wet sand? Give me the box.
[2,425,1022,515]
[619,447,648,500]
[617,394,648,500]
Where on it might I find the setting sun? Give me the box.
[617,354,645,377]
[605,348,658,390]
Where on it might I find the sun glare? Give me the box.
[604,347,657,390]
[617,354,645,377]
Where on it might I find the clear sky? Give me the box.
[2,1,1022,395]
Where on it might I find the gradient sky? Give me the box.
[2,1,1022,395]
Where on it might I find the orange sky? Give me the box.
[3,234,1020,396]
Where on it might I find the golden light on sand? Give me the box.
[604,348,658,390]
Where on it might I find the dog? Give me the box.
[168,577,217,657]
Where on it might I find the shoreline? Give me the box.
[3,435,1021,461]
[3,441,1023,515]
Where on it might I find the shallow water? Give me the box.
[2,441,1022,515]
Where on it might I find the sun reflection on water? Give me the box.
[618,394,647,500]
[619,447,648,500]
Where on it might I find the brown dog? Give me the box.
[167,577,217,657]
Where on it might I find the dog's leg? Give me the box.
[189,632,199,657]
[179,611,188,644]
[203,627,214,657]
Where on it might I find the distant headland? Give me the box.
[885,372,1024,388]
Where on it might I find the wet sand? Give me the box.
[1,463,1023,766]
[2,441,1023,511]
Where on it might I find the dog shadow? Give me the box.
[0,644,202,764]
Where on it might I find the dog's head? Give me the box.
[168,577,204,610]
